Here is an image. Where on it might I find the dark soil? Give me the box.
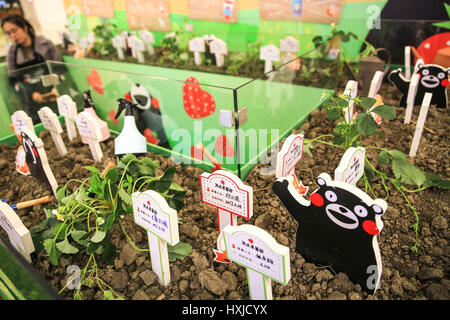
[0,78,448,300]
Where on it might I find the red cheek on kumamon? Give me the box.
[363,220,379,235]
[310,193,324,207]
[441,79,449,87]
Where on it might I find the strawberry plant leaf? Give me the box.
[359,97,377,110]
[43,239,60,266]
[118,188,132,206]
[355,113,376,135]
[378,150,390,165]
[56,239,79,254]
[85,166,100,175]
[327,108,340,121]
[388,150,408,162]
[106,168,118,183]
[91,230,106,243]
[167,242,192,262]
[364,164,375,182]
[371,105,396,120]
[392,160,426,187]
[71,230,89,246]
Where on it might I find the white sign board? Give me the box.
[75,111,103,162]
[139,30,155,55]
[200,170,253,233]
[57,95,78,141]
[404,73,420,125]
[129,35,145,63]
[112,35,126,60]
[343,80,358,123]
[334,147,366,185]
[215,224,291,300]
[11,110,34,136]
[280,36,299,53]
[409,92,433,157]
[209,38,228,67]
[276,134,304,178]
[0,202,35,263]
[132,190,179,287]
[189,37,206,66]
[260,45,280,75]
[368,71,384,125]
[38,107,67,157]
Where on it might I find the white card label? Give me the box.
[11,111,34,136]
[260,45,280,61]
[276,134,304,178]
[132,190,179,246]
[343,80,358,123]
[200,170,253,220]
[38,107,62,134]
[219,224,290,285]
[189,38,206,53]
[334,147,366,185]
[280,36,299,53]
[76,111,101,140]
[210,38,228,55]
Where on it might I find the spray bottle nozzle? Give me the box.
[115,98,138,119]
[82,90,95,109]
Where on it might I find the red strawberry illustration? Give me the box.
[151,97,159,109]
[144,128,159,145]
[108,110,119,125]
[214,134,235,158]
[183,77,216,119]
[87,69,104,95]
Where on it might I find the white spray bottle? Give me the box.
[114,98,147,156]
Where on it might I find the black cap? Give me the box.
[115,98,138,119]
[82,90,95,109]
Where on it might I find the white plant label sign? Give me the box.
[343,80,358,123]
[409,92,433,157]
[368,71,384,125]
[210,38,228,67]
[38,107,67,157]
[139,30,155,55]
[280,36,299,53]
[404,46,411,80]
[260,44,280,75]
[334,147,366,185]
[215,224,291,300]
[132,190,179,286]
[404,73,420,125]
[200,170,253,234]
[11,110,34,136]
[112,35,126,60]
[189,38,206,66]
[129,35,145,63]
[0,202,35,263]
[75,111,103,162]
[276,134,304,178]
[57,95,78,141]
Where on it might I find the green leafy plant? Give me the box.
[306,93,449,252]
[90,21,118,57]
[31,154,191,300]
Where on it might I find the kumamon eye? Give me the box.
[354,205,368,217]
[437,72,445,79]
[325,191,337,202]
[422,69,430,76]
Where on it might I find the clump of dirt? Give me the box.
[0,85,448,300]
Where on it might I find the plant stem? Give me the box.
[118,219,149,252]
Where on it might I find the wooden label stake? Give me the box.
[57,95,78,141]
[215,224,291,300]
[409,92,433,157]
[75,111,103,162]
[260,45,280,75]
[38,107,67,157]
[0,202,35,263]
[200,170,253,235]
[189,38,206,66]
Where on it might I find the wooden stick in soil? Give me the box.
[14,196,52,210]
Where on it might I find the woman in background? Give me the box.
[2,14,62,121]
